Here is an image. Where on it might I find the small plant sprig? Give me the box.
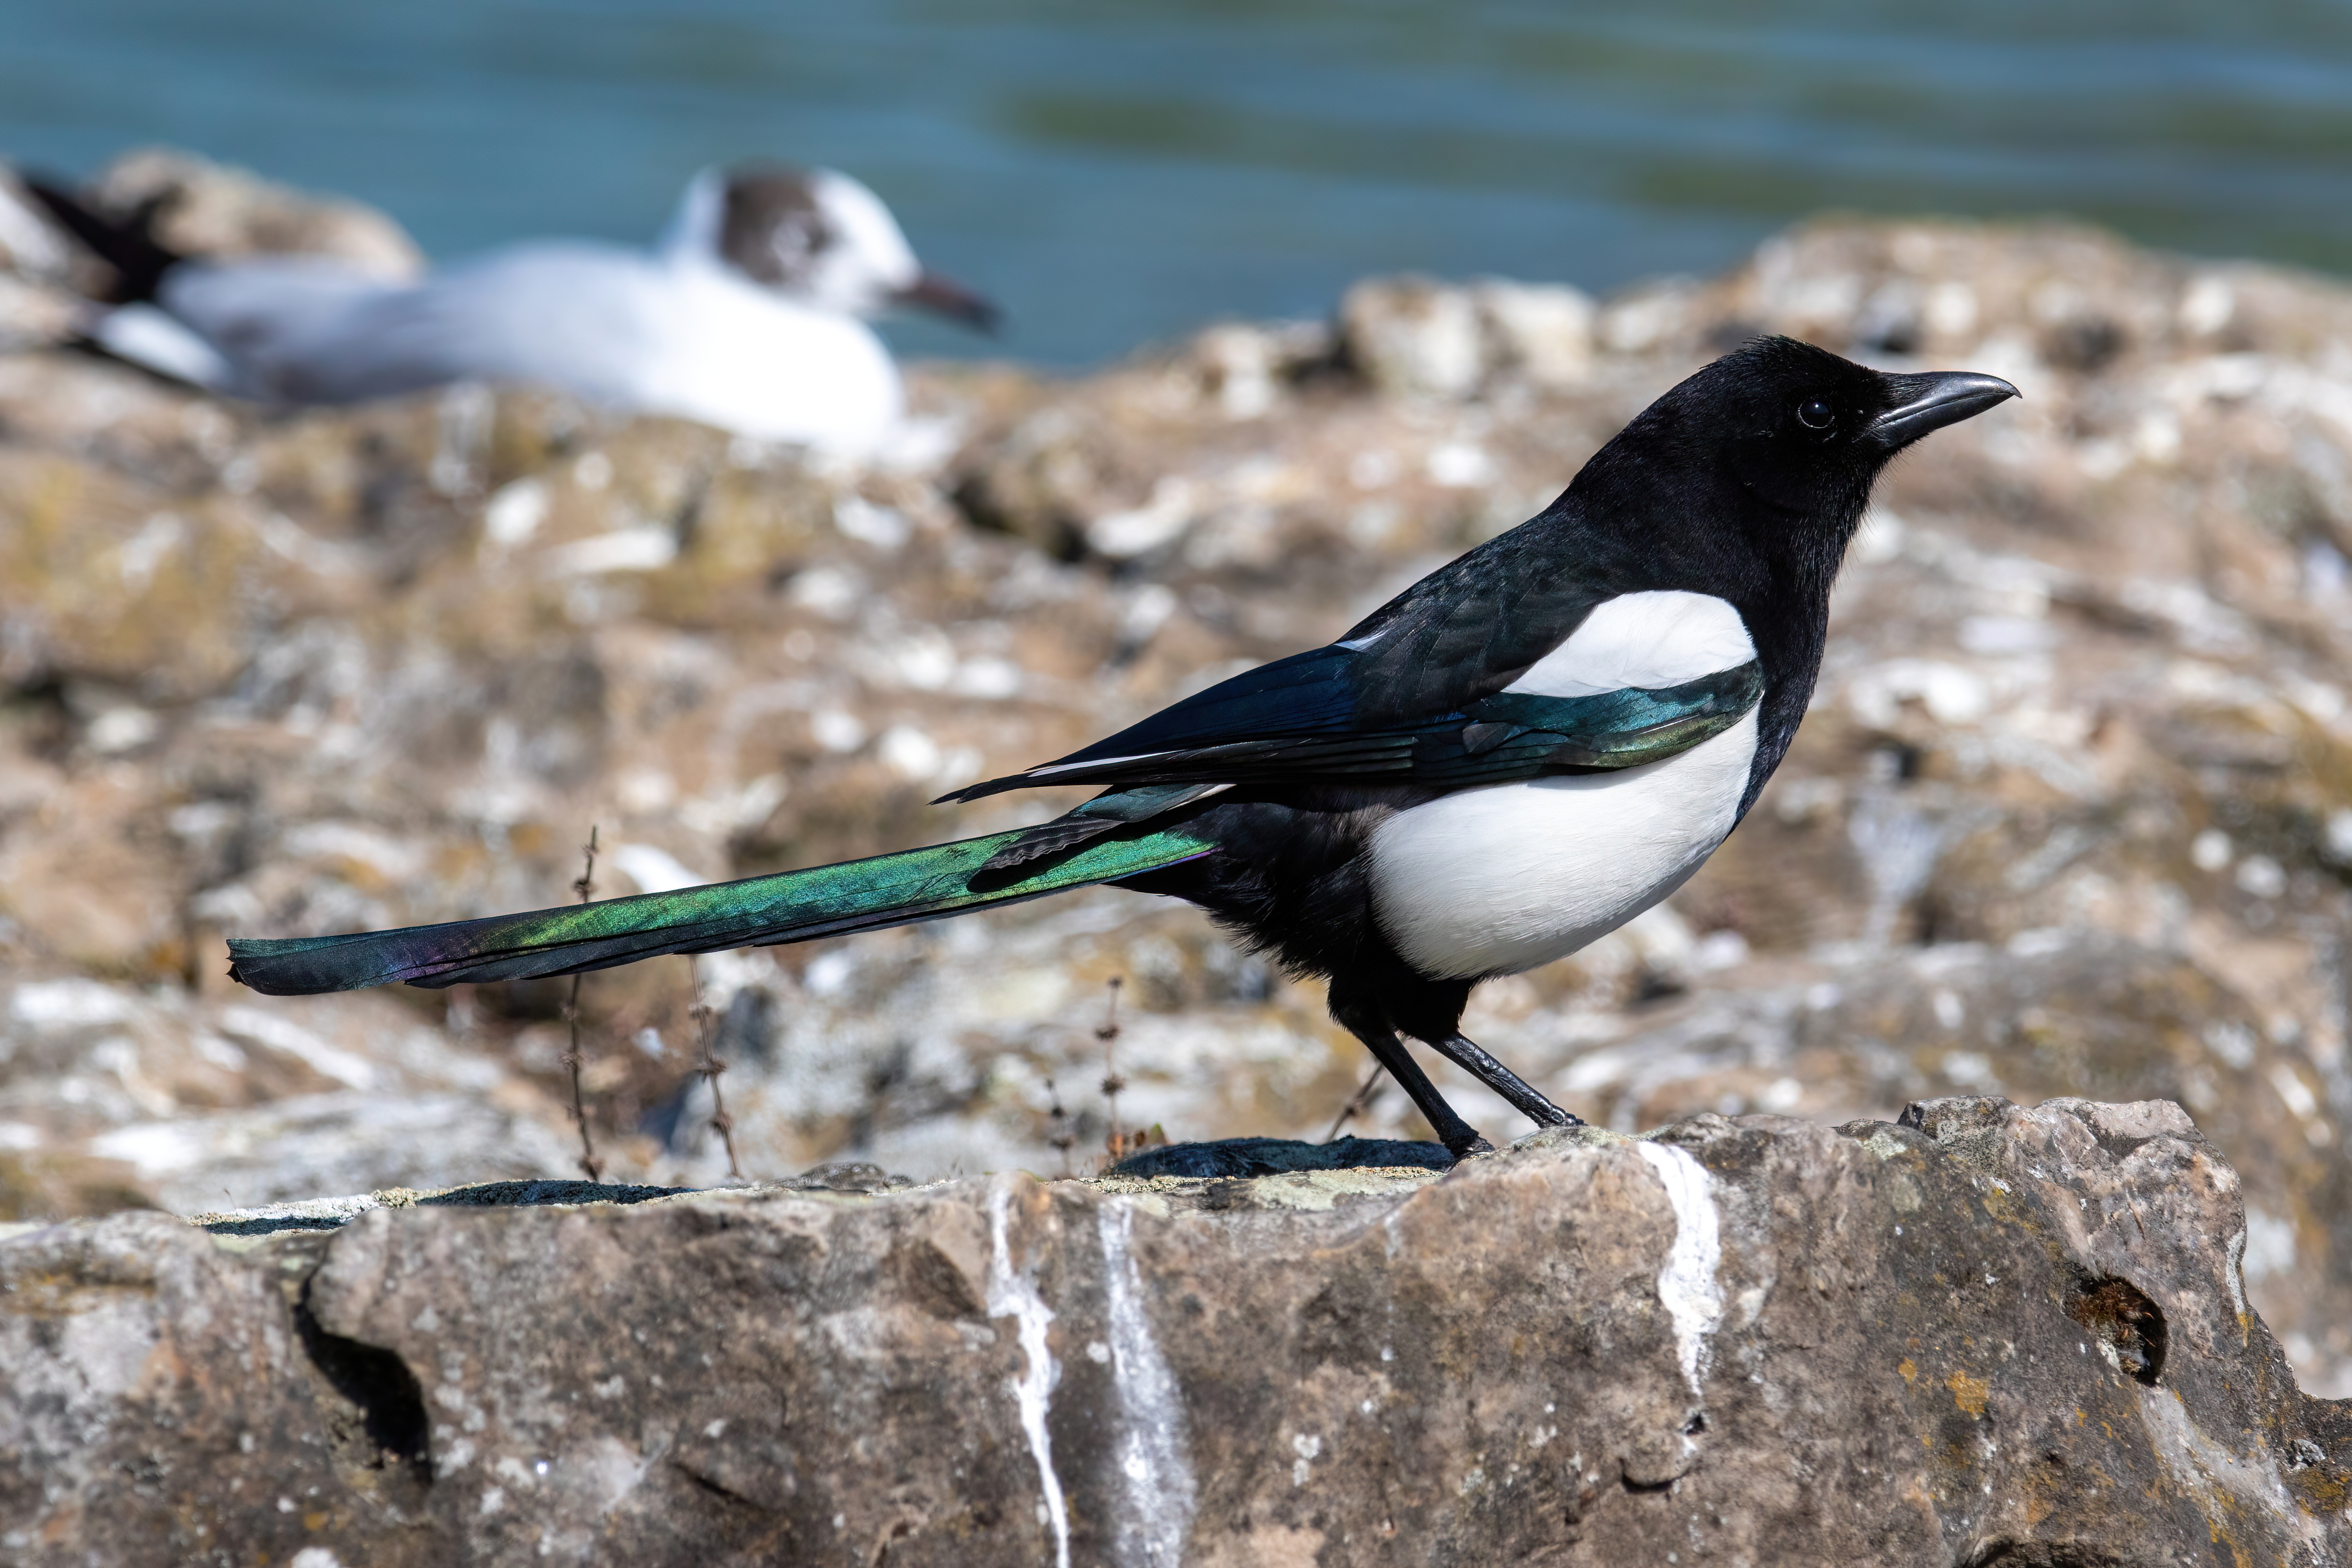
[1098,976,1127,1157]
[688,956,744,1180]
[561,827,604,1182]
[1323,1067,1385,1143]
[1095,977,1168,1166]
[1044,1075,1075,1178]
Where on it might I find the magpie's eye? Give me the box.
[1797,397,1835,430]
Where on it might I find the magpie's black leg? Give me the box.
[1421,1032,1582,1131]
[1371,972,1581,1136]
[1360,1029,1496,1161]
[1327,992,1493,1160]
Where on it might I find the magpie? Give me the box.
[227,337,2016,1158]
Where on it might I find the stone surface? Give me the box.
[5,1098,2350,1565]
[84,147,425,280]
[5,149,2352,1400]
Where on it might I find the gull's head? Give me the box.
[665,164,998,332]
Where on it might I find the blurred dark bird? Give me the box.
[23,163,997,453]
[227,337,2016,1157]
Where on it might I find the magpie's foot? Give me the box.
[1444,1133,1497,1164]
[1426,1031,1583,1132]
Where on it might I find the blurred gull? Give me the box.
[27,163,997,453]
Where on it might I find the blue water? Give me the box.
[6,0,2352,366]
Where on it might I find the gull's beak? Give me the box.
[892,269,1002,335]
[1865,371,2020,449]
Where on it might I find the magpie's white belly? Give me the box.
[1367,710,1758,979]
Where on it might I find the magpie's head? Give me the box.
[1587,335,2016,562]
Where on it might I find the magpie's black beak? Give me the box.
[1865,371,2019,449]
[892,269,1002,335]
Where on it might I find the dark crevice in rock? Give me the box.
[886,1237,987,1320]
[1964,1541,2136,1568]
[1898,1095,2014,1147]
[1630,967,1688,1005]
[869,1516,917,1568]
[774,1162,916,1195]
[2066,1276,2167,1386]
[293,1281,432,1477]
[671,1458,778,1516]
[2042,316,2128,374]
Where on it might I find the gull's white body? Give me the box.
[1368,590,1760,978]
[88,170,914,452]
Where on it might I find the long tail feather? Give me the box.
[227,825,1215,996]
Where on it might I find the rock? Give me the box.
[0,273,80,354]
[5,1099,2348,1564]
[1474,278,1598,391]
[1336,275,1596,398]
[0,172,97,350]
[0,971,596,1219]
[1340,275,1487,398]
[0,172,77,285]
[84,146,424,279]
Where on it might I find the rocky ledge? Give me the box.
[6,1096,2347,1566]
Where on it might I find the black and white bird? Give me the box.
[25,164,998,453]
[227,337,2017,1159]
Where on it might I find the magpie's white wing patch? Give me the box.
[1503,591,1754,699]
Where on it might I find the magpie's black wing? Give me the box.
[943,505,1734,806]
[946,657,1760,805]
[957,657,1759,870]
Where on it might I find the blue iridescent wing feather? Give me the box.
[948,660,1762,801]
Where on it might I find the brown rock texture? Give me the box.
[84,146,426,280]
[4,150,2352,1396]
[5,1097,2349,1565]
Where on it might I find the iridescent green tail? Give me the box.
[226,826,1214,996]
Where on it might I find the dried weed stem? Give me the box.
[1323,1068,1385,1143]
[561,827,604,1182]
[1097,976,1126,1157]
[1094,976,1164,1167]
[1045,1075,1075,1178]
[688,955,743,1180]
